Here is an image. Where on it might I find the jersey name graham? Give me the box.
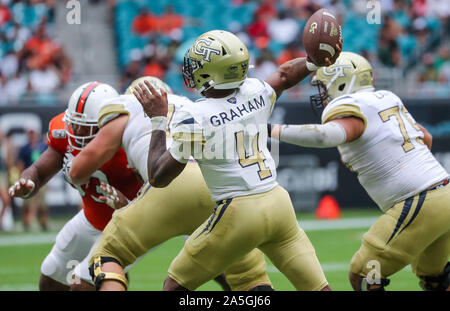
[209,95,268,126]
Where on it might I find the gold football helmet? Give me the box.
[182,30,250,93]
[125,76,172,95]
[310,52,374,116]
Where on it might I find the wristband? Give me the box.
[151,116,167,132]
[306,59,320,72]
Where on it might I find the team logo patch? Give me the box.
[52,129,67,139]
[227,97,237,104]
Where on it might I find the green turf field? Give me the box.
[0,209,423,291]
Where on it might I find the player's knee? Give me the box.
[89,256,128,291]
[418,262,450,291]
[163,276,188,291]
[40,253,68,286]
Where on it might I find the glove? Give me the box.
[95,182,130,210]
[8,178,36,198]
[62,151,75,185]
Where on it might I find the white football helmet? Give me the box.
[65,82,119,150]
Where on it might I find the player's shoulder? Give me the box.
[48,112,67,140]
[47,112,68,153]
[168,93,193,108]
[98,94,133,128]
[239,78,274,95]
[322,92,368,124]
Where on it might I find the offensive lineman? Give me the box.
[8,82,143,290]
[132,30,342,291]
[269,52,450,291]
[67,77,274,291]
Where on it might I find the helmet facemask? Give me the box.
[182,50,201,89]
[64,110,99,150]
[309,78,329,120]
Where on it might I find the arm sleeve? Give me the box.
[279,122,347,148]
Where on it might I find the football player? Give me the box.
[269,52,450,291]
[8,82,144,291]
[67,77,273,291]
[132,29,342,291]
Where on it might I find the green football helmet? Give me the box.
[125,76,172,95]
[310,52,374,117]
[182,30,250,93]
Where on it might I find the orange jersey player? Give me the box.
[47,112,143,231]
[9,82,143,291]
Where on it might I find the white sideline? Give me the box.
[299,216,378,231]
[0,216,378,247]
[0,232,56,247]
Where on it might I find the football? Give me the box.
[302,8,342,66]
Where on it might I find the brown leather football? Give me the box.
[302,9,342,66]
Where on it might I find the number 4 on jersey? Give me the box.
[235,131,272,180]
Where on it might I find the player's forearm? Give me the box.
[147,130,172,187]
[271,58,312,97]
[70,152,101,185]
[270,122,347,148]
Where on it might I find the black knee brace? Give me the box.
[249,285,274,291]
[360,277,390,291]
[89,256,128,291]
[419,262,450,291]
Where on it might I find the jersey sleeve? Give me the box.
[97,97,130,128]
[46,113,68,155]
[321,95,367,130]
[168,108,205,163]
[261,80,277,115]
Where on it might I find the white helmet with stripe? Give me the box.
[65,81,119,150]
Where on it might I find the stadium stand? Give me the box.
[0,0,71,106]
[111,0,449,100]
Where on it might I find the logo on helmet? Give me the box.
[322,64,352,77]
[193,39,221,62]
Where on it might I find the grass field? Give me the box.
[0,209,423,291]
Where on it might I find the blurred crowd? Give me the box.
[0,126,49,232]
[0,0,72,106]
[114,0,449,99]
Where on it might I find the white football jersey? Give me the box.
[322,89,449,212]
[169,78,279,202]
[98,93,193,181]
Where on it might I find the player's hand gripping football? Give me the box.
[95,182,129,210]
[133,80,168,118]
[8,178,35,198]
[308,37,343,67]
